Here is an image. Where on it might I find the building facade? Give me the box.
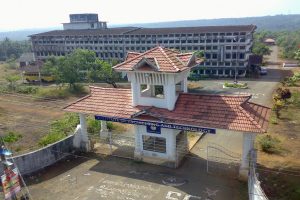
[63,13,107,30]
[30,14,256,77]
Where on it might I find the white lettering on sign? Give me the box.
[166,191,202,200]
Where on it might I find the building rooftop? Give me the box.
[30,25,256,37]
[18,52,35,62]
[64,86,270,133]
[114,46,201,73]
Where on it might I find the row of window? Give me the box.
[36,31,248,40]
[203,61,245,67]
[35,38,248,45]
[36,45,247,52]
[194,69,246,75]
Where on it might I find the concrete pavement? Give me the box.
[26,155,247,200]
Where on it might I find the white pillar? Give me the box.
[100,120,109,138]
[167,130,176,162]
[79,113,90,151]
[182,78,188,93]
[134,125,142,160]
[131,82,138,106]
[239,132,256,179]
[166,84,176,110]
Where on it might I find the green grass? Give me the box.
[224,82,248,88]
[2,131,22,143]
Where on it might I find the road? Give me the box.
[26,155,247,200]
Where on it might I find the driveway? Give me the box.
[26,154,247,200]
[189,65,288,107]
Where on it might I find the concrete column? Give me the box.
[166,84,176,110]
[79,113,91,151]
[150,85,155,97]
[182,78,188,93]
[239,132,256,180]
[100,120,109,138]
[134,125,142,160]
[131,82,138,106]
[167,131,176,162]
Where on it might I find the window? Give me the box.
[140,84,164,98]
[142,136,166,153]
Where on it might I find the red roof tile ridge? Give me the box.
[89,86,131,91]
[177,52,193,56]
[113,46,161,70]
[244,101,271,109]
[159,46,180,71]
[179,92,251,98]
[175,55,187,66]
[238,106,264,133]
[63,94,91,110]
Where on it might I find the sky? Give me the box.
[0,0,300,31]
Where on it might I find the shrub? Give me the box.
[16,86,39,94]
[38,132,66,147]
[258,135,281,154]
[224,82,248,88]
[87,117,101,135]
[36,87,71,99]
[2,131,22,143]
[39,113,79,146]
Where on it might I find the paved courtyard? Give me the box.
[26,154,247,200]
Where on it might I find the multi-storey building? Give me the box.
[30,14,256,77]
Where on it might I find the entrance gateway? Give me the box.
[64,46,270,178]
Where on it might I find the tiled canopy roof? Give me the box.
[113,46,201,73]
[64,87,270,133]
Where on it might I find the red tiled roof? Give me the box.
[113,46,201,73]
[64,87,271,133]
[64,87,139,118]
[125,52,141,60]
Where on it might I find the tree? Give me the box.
[5,74,20,91]
[274,88,292,102]
[252,42,271,56]
[0,38,31,61]
[43,49,120,88]
[43,49,96,89]
[89,59,120,88]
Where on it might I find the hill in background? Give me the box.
[1,14,300,40]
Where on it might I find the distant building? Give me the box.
[18,52,35,67]
[263,38,275,45]
[63,13,107,30]
[30,13,256,77]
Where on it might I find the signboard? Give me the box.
[1,168,21,200]
[146,125,161,134]
[95,115,216,134]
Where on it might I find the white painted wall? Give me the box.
[127,70,189,110]
[134,125,180,161]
